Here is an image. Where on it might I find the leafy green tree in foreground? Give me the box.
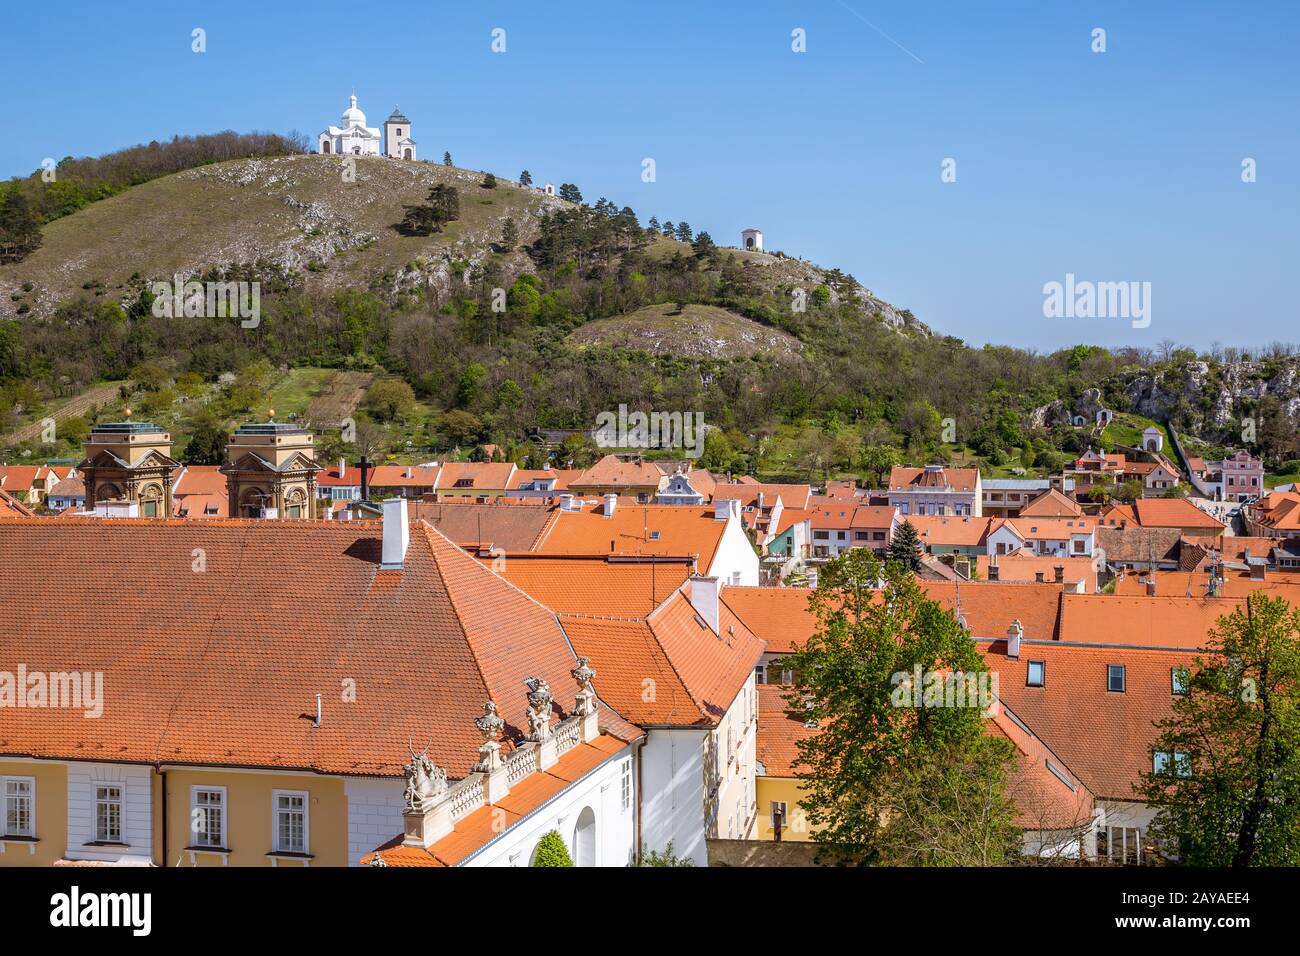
[888,519,924,571]
[782,550,1020,865]
[530,830,574,866]
[1141,593,1300,866]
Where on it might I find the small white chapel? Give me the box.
[319,94,416,159]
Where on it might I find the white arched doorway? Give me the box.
[573,807,596,866]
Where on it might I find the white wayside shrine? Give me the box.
[319,94,382,156]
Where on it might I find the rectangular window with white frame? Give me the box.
[273,790,309,855]
[3,776,35,838]
[620,760,632,812]
[94,784,123,843]
[191,786,227,849]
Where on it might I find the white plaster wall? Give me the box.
[463,750,634,867]
[344,777,406,867]
[65,762,153,863]
[640,728,708,865]
[708,514,760,585]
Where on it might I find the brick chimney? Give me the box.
[987,563,999,582]
[1035,571,1046,584]
[1054,564,1065,584]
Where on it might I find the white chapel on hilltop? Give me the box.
[318,95,416,159]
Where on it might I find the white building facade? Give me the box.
[319,95,382,156]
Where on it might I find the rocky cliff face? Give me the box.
[1119,358,1300,435]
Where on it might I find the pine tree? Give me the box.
[647,215,660,233]
[500,218,519,250]
[675,221,693,242]
[519,169,532,186]
[443,151,453,166]
[888,519,923,571]
[481,172,497,189]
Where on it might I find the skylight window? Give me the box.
[1107,664,1126,693]
[1026,661,1045,687]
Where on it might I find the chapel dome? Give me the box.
[341,95,366,128]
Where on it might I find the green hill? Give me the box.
[567,304,801,359]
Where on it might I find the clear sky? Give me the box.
[4,0,1297,353]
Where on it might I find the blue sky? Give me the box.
[4,0,1297,352]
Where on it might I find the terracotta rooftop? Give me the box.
[534,502,729,570]
[1018,488,1083,518]
[888,465,979,493]
[1103,498,1226,531]
[570,454,663,490]
[0,517,620,779]
[413,499,557,552]
[984,641,1201,800]
[483,553,693,618]
[906,515,991,547]
[723,586,817,654]
[755,683,817,778]
[1056,592,1243,649]
[559,584,764,727]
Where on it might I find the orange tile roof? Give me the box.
[535,502,728,570]
[172,465,229,518]
[0,517,609,779]
[436,461,517,491]
[0,488,35,518]
[413,499,557,551]
[755,683,817,778]
[723,586,816,654]
[1252,492,1300,532]
[368,465,441,489]
[725,581,1063,654]
[361,734,631,866]
[713,482,813,510]
[984,642,1201,799]
[484,553,693,618]
[1111,569,1300,600]
[1104,498,1226,531]
[888,465,980,493]
[570,455,663,490]
[1056,592,1243,649]
[1018,488,1083,518]
[906,515,991,547]
[991,516,1098,540]
[919,581,1063,642]
[504,468,581,492]
[560,586,764,727]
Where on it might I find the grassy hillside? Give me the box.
[1,155,560,318]
[566,303,801,359]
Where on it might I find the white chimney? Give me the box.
[604,493,618,518]
[559,494,581,513]
[689,575,721,633]
[1007,619,1023,659]
[382,497,410,569]
[338,457,346,479]
[714,498,740,521]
